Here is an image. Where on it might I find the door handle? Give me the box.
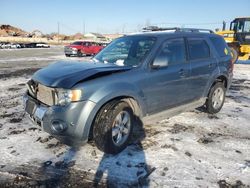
[179,69,184,74]
[179,69,186,78]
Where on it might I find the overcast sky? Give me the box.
[0,0,249,34]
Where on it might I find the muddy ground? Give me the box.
[0,47,250,188]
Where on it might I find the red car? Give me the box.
[64,41,105,57]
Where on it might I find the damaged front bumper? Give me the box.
[23,92,96,145]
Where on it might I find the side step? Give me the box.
[142,98,206,125]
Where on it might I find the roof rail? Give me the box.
[142,26,214,33]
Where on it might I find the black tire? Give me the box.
[93,100,134,154]
[77,50,82,57]
[205,82,226,114]
[65,54,70,57]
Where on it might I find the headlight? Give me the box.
[72,47,77,51]
[56,89,82,106]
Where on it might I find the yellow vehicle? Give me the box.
[216,17,250,61]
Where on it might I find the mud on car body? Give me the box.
[24,28,233,154]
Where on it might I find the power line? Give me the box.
[59,23,80,33]
[152,21,231,26]
[55,20,232,34]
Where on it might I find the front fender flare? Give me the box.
[79,82,147,142]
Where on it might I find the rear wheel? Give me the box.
[65,54,70,57]
[205,82,226,114]
[93,101,134,154]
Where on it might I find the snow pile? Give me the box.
[0,47,249,187]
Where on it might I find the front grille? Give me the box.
[37,84,56,106]
[64,47,74,53]
[25,99,36,115]
[27,80,56,106]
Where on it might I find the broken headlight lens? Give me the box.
[56,89,82,106]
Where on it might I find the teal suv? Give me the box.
[24,27,233,154]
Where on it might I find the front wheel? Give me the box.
[205,82,226,114]
[77,50,82,57]
[93,101,134,154]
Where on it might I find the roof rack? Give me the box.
[142,26,214,33]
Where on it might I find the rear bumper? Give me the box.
[23,93,96,144]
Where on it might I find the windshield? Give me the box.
[94,36,156,67]
[243,21,250,32]
[231,20,250,32]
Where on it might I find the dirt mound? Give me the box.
[0,24,28,37]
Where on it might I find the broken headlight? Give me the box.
[56,89,82,106]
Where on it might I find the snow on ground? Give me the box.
[0,48,249,187]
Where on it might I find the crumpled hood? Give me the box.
[32,61,131,89]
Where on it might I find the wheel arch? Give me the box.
[207,74,228,98]
[215,75,228,89]
[87,95,142,141]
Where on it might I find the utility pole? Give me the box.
[57,22,60,44]
[82,20,85,35]
[222,21,226,31]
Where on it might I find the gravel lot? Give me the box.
[0,47,250,188]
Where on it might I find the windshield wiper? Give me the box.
[92,57,100,63]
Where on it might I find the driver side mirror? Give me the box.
[151,56,169,69]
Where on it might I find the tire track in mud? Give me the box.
[0,68,40,79]
[0,164,106,188]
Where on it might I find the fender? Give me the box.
[88,82,147,116]
[77,82,147,142]
[203,65,230,97]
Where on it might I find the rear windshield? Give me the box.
[209,36,231,57]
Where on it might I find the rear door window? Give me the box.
[187,38,210,60]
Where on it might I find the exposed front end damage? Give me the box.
[23,87,97,144]
[23,61,132,144]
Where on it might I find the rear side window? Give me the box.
[188,38,210,60]
[210,36,231,57]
